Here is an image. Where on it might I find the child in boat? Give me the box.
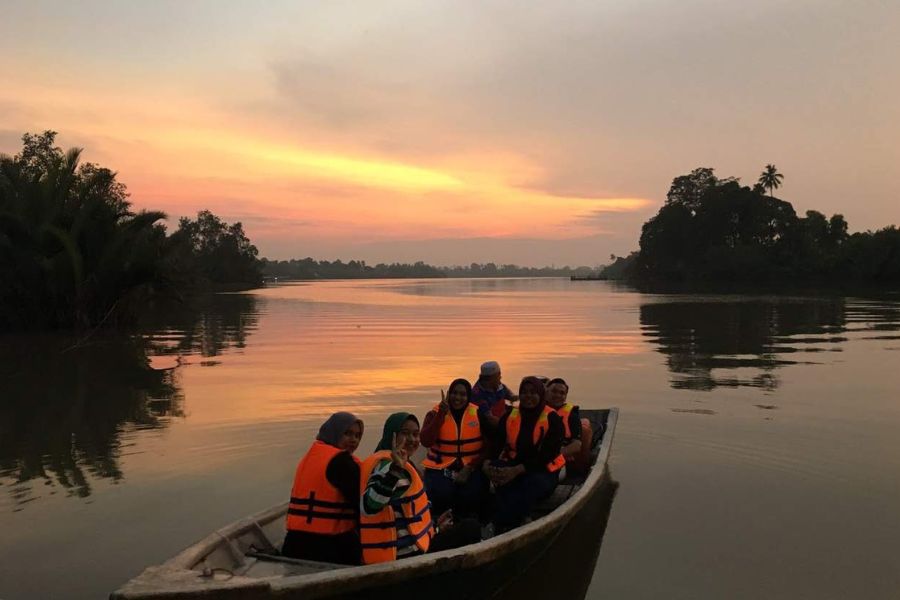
[359,413,480,564]
[420,379,492,520]
[546,378,593,473]
[282,412,363,564]
[483,376,565,533]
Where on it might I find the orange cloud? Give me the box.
[0,68,652,248]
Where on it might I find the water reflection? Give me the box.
[247,281,642,420]
[0,293,260,509]
[641,295,900,392]
[141,293,260,358]
[0,337,180,508]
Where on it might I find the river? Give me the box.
[2,278,899,599]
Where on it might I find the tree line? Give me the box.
[262,258,595,280]
[0,131,263,331]
[602,166,900,284]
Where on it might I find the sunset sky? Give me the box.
[2,1,898,266]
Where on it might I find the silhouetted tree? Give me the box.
[757,164,784,198]
[1,131,169,330]
[665,167,720,214]
[632,166,897,284]
[168,210,262,290]
[1,131,266,331]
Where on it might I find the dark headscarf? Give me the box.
[316,411,363,448]
[375,412,420,452]
[518,376,547,418]
[447,378,473,420]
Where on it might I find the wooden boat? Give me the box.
[570,275,609,281]
[111,408,619,600]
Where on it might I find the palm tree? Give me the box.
[1,132,169,330]
[757,164,784,198]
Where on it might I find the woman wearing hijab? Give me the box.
[359,413,435,564]
[420,378,491,519]
[359,413,479,564]
[483,376,565,533]
[282,411,364,564]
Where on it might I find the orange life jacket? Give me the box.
[286,440,359,535]
[553,403,575,440]
[553,403,585,464]
[359,450,434,564]
[421,404,483,470]
[501,406,566,473]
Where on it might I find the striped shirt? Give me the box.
[360,458,421,558]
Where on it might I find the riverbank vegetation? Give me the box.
[262,259,595,280]
[0,132,263,332]
[602,167,900,284]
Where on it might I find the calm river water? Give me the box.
[2,279,900,599]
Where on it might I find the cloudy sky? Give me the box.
[2,0,897,266]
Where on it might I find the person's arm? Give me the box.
[325,451,361,510]
[360,458,407,515]
[518,413,564,473]
[569,407,583,439]
[471,411,494,467]
[562,407,583,458]
[492,412,509,460]
[419,409,443,448]
[503,386,519,403]
[483,411,508,475]
[471,392,490,417]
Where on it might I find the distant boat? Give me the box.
[110,409,619,600]
[570,274,608,281]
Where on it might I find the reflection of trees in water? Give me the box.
[141,293,259,357]
[844,300,900,335]
[0,337,181,506]
[641,298,851,391]
[0,293,259,508]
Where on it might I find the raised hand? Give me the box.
[390,432,408,469]
[438,388,449,414]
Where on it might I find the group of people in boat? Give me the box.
[282,360,594,566]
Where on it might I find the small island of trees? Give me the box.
[604,166,900,284]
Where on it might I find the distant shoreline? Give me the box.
[262,273,584,282]
[261,259,600,281]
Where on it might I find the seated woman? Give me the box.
[484,376,565,533]
[546,378,593,473]
[282,411,364,564]
[359,413,480,564]
[420,379,491,519]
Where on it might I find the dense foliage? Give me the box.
[0,132,263,331]
[262,258,595,280]
[621,167,899,283]
[168,210,263,291]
